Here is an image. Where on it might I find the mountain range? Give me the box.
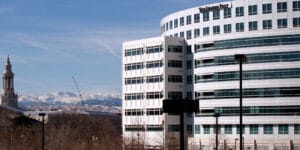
[18,91,122,114]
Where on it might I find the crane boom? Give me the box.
[72,76,84,105]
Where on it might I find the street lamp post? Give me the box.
[234,138,239,150]
[39,113,46,150]
[214,113,220,150]
[234,54,247,150]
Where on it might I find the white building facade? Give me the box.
[122,0,300,149]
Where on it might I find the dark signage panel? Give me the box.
[163,99,200,113]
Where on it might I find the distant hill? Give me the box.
[18,91,122,114]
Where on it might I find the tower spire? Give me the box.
[1,56,18,108]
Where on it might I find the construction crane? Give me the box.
[72,76,84,105]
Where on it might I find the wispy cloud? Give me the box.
[0,6,15,13]
[5,28,156,61]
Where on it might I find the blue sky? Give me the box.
[0,0,225,95]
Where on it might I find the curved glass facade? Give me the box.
[195,51,300,68]
[195,68,300,83]
[195,87,300,99]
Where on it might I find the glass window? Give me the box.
[174,19,178,28]
[180,17,184,26]
[195,125,201,134]
[263,3,272,14]
[224,7,231,18]
[263,20,272,29]
[186,60,192,69]
[295,124,300,134]
[293,1,300,11]
[174,33,178,37]
[203,11,209,21]
[186,30,192,39]
[278,19,288,28]
[146,92,163,99]
[294,17,300,27]
[146,60,163,68]
[186,45,192,54]
[169,21,173,29]
[180,32,184,38]
[203,27,210,36]
[224,24,231,33]
[236,7,244,17]
[168,46,182,53]
[194,13,200,23]
[186,15,192,25]
[278,124,289,134]
[213,9,220,20]
[250,125,259,134]
[213,26,220,34]
[249,21,258,31]
[264,125,273,134]
[168,91,182,99]
[168,60,182,67]
[146,45,163,54]
[194,28,200,38]
[166,22,168,31]
[249,5,257,15]
[203,125,210,134]
[225,125,232,134]
[186,75,192,84]
[147,75,163,83]
[236,22,244,32]
[277,2,287,12]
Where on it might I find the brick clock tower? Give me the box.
[1,56,18,108]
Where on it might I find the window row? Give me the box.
[124,62,143,71]
[168,75,183,83]
[125,60,164,71]
[195,34,300,52]
[161,1,300,33]
[146,75,163,83]
[124,77,144,85]
[176,18,300,40]
[197,105,300,116]
[189,124,300,135]
[168,45,182,53]
[124,108,163,116]
[195,51,300,68]
[124,45,163,57]
[124,93,144,100]
[168,60,183,68]
[195,68,300,83]
[125,125,163,132]
[124,48,143,57]
[167,91,183,99]
[146,45,163,54]
[125,75,163,84]
[195,87,300,99]
[125,74,186,85]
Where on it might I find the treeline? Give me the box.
[0,114,122,150]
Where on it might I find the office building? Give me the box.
[122,0,300,149]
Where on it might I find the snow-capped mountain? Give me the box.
[18,91,122,114]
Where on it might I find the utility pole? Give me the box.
[39,113,46,150]
[214,113,220,150]
[234,54,247,150]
